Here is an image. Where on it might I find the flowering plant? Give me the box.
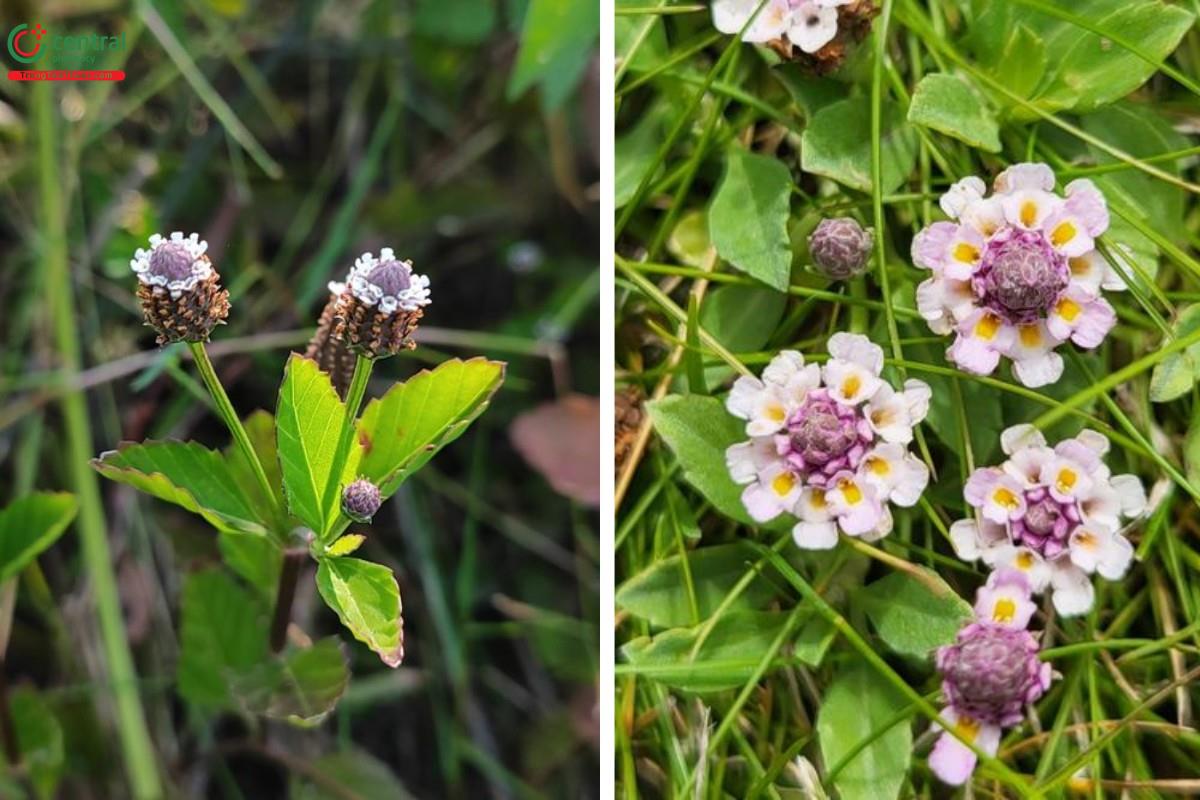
[725,333,930,548]
[950,424,1146,616]
[913,163,1125,387]
[929,571,1052,786]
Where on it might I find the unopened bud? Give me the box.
[341,478,382,523]
[807,217,873,280]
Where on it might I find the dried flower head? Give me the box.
[808,217,874,280]
[342,478,382,523]
[725,333,931,548]
[930,571,1052,786]
[712,0,876,72]
[130,232,230,345]
[913,163,1122,387]
[950,424,1146,616]
[304,281,357,398]
[332,249,431,359]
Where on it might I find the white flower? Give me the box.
[345,248,432,313]
[130,231,212,299]
[788,2,838,53]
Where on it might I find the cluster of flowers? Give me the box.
[723,162,1146,781]
[913,163,1123,387]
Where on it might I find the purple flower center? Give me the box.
[148,242,195,282]
[973,229,1068,323]
[939,623,1044,725]
[367,259,411,295]
[1011,487,1080,559]
[777,391,870,486]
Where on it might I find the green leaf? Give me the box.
[859,571,973,658]
[8,688,64,799]
[708,149,793,291]
[276,354,360,536]
[907,73,1001,152]
[988,24,1047,103]
[621,610,832,693]
[616,108,665,209]
[177,570,269,709]
[357,358,505,498]
[325,534,366,557]
[615,0,668,74]
[92,441,266,534]
[178,570,348,723]
[233,638,350,726]
[218,530,282,596]
[0,493,76,583]
[225,410,286,526]
[616,543,780,627]
[1150,306,1200,403]
[647,394,755,527]
[817,663,912,800]
[1029,0,1193,115]
[291,749,416,800]
[801,98,917,194]
[316,557,405,668]
[507,0,599,110]
[698,284,787,386]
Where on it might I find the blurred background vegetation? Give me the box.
[0,0,599,796]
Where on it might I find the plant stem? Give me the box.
[320,355,373,540]
[0,581,18,766]
[269,547,307,653]
[187,342,283,529]
[35,82,162,799]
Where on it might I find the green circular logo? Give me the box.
[7,24,46,64]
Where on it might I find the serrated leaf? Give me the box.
[859,571,973,657]
[621,610,832,693]
[818,663,912,800]
[709,149,794,291]
[317,557,405,668]
[616,543,780,627]
[0,493,76,583]
[907,73,1000,152]
[646,395,755,526]
[1150,305,1200,403]
[801,98,917,194]
[218,530,282,596]
[233,638,350,726]
[276,355,361,536]
[356,358,505,498]
[92,441,266,534]
[326,534,365,557]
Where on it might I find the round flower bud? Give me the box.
[789,401,857,465]
[342,479,382,523]
[937,623,1046,726]
[975,228,1068,322]
[808,217,874,280]
[333,249,431,359]
[130,232,230,345]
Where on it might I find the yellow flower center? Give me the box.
[809,489,828,509]
[766,404,786,422]
[1056,297,1081,322]
[993,487,1020,510]
[1050,220,1077,247]
[841,375,862,399]
[1016,551,1035,570]
[867,456,890,476]
[1018,324,1041,348]
[1069,257,1089,276]
[954,715,981,742]
[772,472,797,497]
[953,242,981,264]
[992,598,1016,623]
[1057,468,1077,493]
[974,313,1001,341]
[1019,200,1038,227]
[839,479,863,505]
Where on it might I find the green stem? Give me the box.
[321,355,373,541]
[187,342,282,530]
[36,82,162,799]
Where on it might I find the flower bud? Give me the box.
[332,249,431,360]
[341,478,382,523]
[808,217,874,280]
[131,232,230,345]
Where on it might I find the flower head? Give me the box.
[130,232,230,345]
[724,333,930,548]
[342,478,382,523]
[929,571,1052,786]
[951,424,1145,616]
[711,0,874,68]
[913,163,1122,387]
[331,249,430,359]
[808,217,874,280]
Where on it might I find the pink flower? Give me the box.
[950,425,1145,616]
[725,334,930,548]
[912,163,1122,388]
